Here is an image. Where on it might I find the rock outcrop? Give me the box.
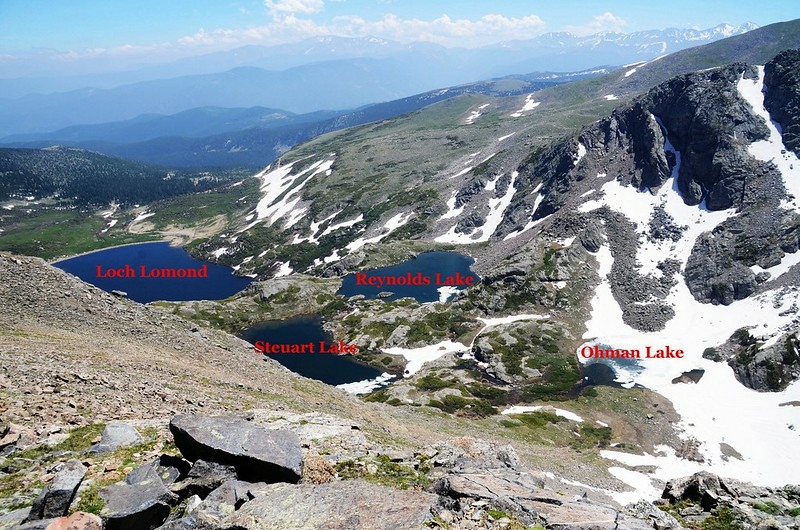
[726,330,800,391]
[222,480,439,530]
[656,471,800,529]
[169,415,304,484]
[764,49,800,156]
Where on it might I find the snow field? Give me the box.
[435,171,518,244]
[510,94,541,117]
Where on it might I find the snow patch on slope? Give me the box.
[384,340,467,377]
[573,142,587,167]
[321,214,363,236]
[435,172,518,244]
[274,261,293,277]
[510,94,541,117]
[251,157,335,228]
[502,405,584,423]
[337,372,395,394]
[737,66,800,210]
[439,192,464,220]
[346,211,413,252]
[465,103,490,124]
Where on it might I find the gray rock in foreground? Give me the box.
[220,480,438,530]
[100,466,174,530]
[0,507,31,529]
[25,458,86,521]
[169,414,303,483]
[90,422,143,454]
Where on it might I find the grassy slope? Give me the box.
[0,176,256,260]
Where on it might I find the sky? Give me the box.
[0,0,798,76]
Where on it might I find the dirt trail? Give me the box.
[128,213,228,245]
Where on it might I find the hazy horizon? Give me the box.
[1,0,797,79]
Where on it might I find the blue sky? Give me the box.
[0,0,798,70]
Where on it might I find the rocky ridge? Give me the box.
[497,57,799,311]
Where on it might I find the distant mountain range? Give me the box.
[0,72,599,168]
[0,23,759,137]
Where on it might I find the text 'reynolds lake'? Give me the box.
[337,251,478,303]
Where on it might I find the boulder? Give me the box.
[169,415,303,483]
[100,465,174,530]
[0,423,36,456]
[171,459,238,498]
[579,221,605,253]
[220,480,438,530]
[90,422,143,454]
[662,472,734,510]
[0,507,31,529]
[432,471,617,529]
[192,480,242,524]
[624,499,683,529]
[157,517,206,530]
[42,512,102,530]
[26,459,86,521]
[126,454,191,487]
[302,453,336,484]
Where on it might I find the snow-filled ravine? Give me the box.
[240,155,336,234]
[435,171,519,244]
[577,72,800,496]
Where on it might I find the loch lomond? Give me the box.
[338,251,478,303]
[54,241,252,303]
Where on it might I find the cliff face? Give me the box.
[499,53,800,306]
[482,51,800,393]
[764,48,800,156]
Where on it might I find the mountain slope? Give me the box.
[0,146,234,205]
[184,22,800,279]
[0,252,690,521]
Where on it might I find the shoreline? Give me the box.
[48,239,173,264]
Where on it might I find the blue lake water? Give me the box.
[238,314,383,386]
[53,242,252,303]
[337,251,478,302]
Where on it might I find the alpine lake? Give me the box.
[57,245,478,390]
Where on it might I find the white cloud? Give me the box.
[11,8,549,72]
[264,0,324,16]
[565,12,626,37]
[177,11,546,49]
[358,13,546,46]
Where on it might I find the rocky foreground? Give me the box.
[2,253,799,529]
[1,412,799,530]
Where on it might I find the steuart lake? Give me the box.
[53,241,252,303]
[239,315,383,387]
[243,251,478,390]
